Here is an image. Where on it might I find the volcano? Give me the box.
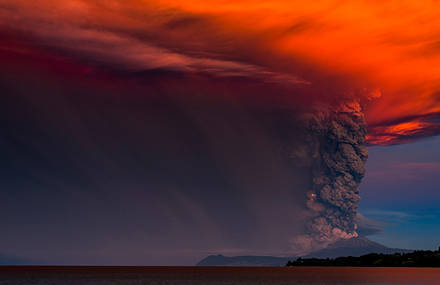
[303,236,412,259]
[197,237,412,266]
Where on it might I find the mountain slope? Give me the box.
[196,237,412,266]
[196,255,293,267]
[303,237,412,258]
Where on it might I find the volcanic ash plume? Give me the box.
[290,101,368,255]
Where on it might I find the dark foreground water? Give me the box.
[1,266,439,285]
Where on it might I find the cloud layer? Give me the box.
[1,0,440,143]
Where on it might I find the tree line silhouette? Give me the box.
[287,248,440,267]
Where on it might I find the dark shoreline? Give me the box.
[286,249,440,267]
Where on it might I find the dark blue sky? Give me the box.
[360,136,440,250]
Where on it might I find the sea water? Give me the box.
[0,266,439,285]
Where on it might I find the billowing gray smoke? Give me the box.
[290,101,368,255]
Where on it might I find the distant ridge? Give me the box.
[196,237,412,266]
[196,255,293,267]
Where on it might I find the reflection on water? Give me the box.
[0,266,439,285]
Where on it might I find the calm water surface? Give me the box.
[0,266,439,284]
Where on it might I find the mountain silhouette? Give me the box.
[197,237,412,266]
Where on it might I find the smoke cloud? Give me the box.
[289,101,368,255]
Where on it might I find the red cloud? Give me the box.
[1,0,440,144]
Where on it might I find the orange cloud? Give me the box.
[1,0,440,144]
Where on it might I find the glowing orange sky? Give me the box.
[1,0,440,144]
